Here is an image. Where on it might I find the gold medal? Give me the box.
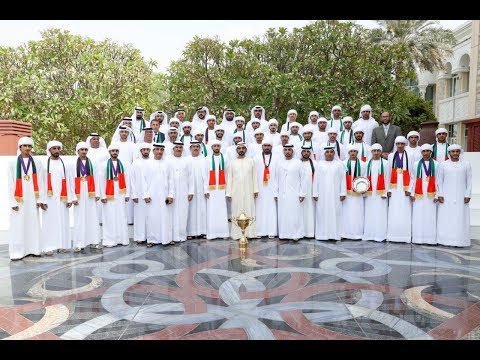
[81,176,87,182]
[24,174,30,181]
[113,176,118,181]
[426,176,430,183]
[396,168,403,174]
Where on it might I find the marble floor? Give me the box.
[1,238,480,340]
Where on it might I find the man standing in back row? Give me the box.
[371,111,402,159]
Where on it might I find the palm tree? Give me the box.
[369,20,456,73]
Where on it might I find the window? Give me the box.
[451,75,460,97]
[464,126,468,148]
[448,124,457,138]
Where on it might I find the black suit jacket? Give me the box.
[371,124,402,153]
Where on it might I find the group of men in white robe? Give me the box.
[7,105,473,260]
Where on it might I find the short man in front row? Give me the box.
[99,143,130,247]
[8,137,44,260]
[226,142,259,240]
[436,144,472,247]
[275,144,306,241]
[387,136,413,243]
[409,144,438,245]
[313,145,346,241]
[69,142,101,252]
[362,144,390,242]
[253,139,278,239]
[205,140,230,240]
[41,141,72,255]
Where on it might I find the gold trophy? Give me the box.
[231,211,255,249]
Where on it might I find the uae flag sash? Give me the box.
[47,157,68,202]
[366,159,386,196]
[105,158,127,200]
[389,151,410,191]
[432,142,449,161]
[208,154,226,190]
[14,155,40,203]
[414,159,436,199]
[346,158,361,196]
[330,118,344,131]
[75,157,96,198]
[262,152,272,186]
[340,130,353,145]
[359,143,367,162]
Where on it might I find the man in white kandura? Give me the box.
[68,142,101,252]
[339,117,354,146]
[205,140,230,240]
[8,137,44,260]
[328,105,344,133]
[226,142,259,240]
[40,141,72,255]
[299,144,316,238]
[186,141,208,240]
[409,144,438,245]
[363,144,390,242]
[131,106,150,138]
[130,143,152,244]
[313,145,347,241]
[432,127,450,163]
[386,136,413,243]
[253,138,278,239]
[171,141,194,243]
[405,131,422,163]
[274,144,306,241]
[352,104,378,146]
[99,143,130,247]
[436,144,472,247]
[341,144,367,240]
[144,143,174,247]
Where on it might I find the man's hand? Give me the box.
[465,197,471,204]
[12,206,19,211]
[340,196,346,201]
[274,197,278,201]
[381,152,389,160]
[144,197,151,203]
[204,193,210,199]
[40,203,48,210]
[101,199,107,204]
[387,192,391,198]
[72,200,79,206]
[188,194,193,201]
[299,197,304,202]
[226,196,231,201]
[438,196,444,203]
[410,196,415,202]
[133,198,139,203]
[313,197,318,202]
[167,197,173,205]
[95,196,100,202]
[66,202,72,208]
[405,191,411,197]
[125,197,130,202]
[36,203,41,209]
[254,192,259,199]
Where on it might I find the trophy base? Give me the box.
[239,235,248,249]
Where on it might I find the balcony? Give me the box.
[438,92,469,123]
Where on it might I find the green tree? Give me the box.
[369,20,456,73]
[0,28,158,153]
[164,21,415,126]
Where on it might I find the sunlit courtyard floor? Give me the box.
[1,237,480,340]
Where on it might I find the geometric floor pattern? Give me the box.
[1,238,480,340]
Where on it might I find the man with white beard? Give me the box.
[130,143,152,244]
[405,131,422,163]
[86,132,109,225]
[99,143,131,247]
[363,144,390,242]
[299,145,316,238]
[221,109,237,134]
[387,136,413,243]
[409,144,438,245]
[186,141,208,240]
[313,145,346,241]
[68,142,101,252]
[8,137,44,260]
[274,144,306,241]
[266,119,281,146]
[40,141,72,255]
[226,142,259,240]
[205,140,230,240]
[253,139,278,239]
[341,144,367,240]
[144,143,174,247]
[436,144,472,247]
[171,141,194,243]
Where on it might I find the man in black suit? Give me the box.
[371,112,402,159]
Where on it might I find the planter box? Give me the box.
[0,120,32,155]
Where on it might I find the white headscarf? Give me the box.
[250,105,266,121]
[221,109,236,126]
[112,125,135,143]
[435,128,448,137]
[108,142,120,151]
[76,141,89,153]
[371,143,383,152]
[17,137,34,155]
[342,116,353,124]
[131,106,145,121]
[359,104,373,119]
[286,109,297,123]
[407,131,421,142]
[330,105,342,119]
[149,111,169,126]
[191,106,210,128]
[420,143,433,152]
[46,140,62,157]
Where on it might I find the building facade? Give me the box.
[417,20,480,151]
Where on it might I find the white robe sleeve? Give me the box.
[436,162,444,198]
[339,163,347,197]
[142,163,150,200]
[409,160,418,194]
[384,159,391,193]
[225,159,234,197]
[67,163,77,202]
[465,161,472,198]
[124,164,131,198]
[130,163,138,199]
[36,159,46,204]
[251,159,259,194]
[203,157,210,195]
[99,161,107,200]
[93,160,101,198]
[272,162,279,198]
[8,159,17,208]
[298,161,307,198]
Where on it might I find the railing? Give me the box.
[438,92,469,123]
